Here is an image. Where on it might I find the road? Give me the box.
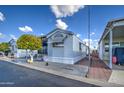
[0,60,98,87]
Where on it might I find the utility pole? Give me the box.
[88,6,91,62]
[85,6,91,78]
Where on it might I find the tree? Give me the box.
[0,42,10,53]
[17,34,42,62]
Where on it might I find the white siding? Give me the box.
[64,35,73,58]
[47,39,53,56]
[52,47,64,57]
[48,38,64,57]
[72,35,87,62]
[72,35,86,57]
[73,36,82,57]
[46,31,87,64]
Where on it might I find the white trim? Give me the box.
[99,41,103,60]
[113,20,124,27]
[47,30,58,38]
[109,30,113,69]
[44,55,85,64]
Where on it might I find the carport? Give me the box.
[99,18,124,69]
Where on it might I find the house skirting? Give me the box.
[44,55,85,64]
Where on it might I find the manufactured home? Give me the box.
[9,39,38,58]
[45,28,88,64]
[99,18,124,68]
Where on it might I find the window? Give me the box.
[105,42,120,47]
[105,43,109,48]
[53,42,64,47]
[79,43,82,50]
[105,48,109,52]
[120,42,124,46]
[113,42,119,47]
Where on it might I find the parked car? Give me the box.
[112,47,124,65]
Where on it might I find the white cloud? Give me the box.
[83,38,98,49]
[0,32,2,36]
[10,34,17,40]
[18,26,33,33]
[41,33,44,36]
[56,19,68,30]
[0,32,5,38]
[83,38,92,46]
[0,32,3,38]
[90,32,95,36]
[94,39,98,42]
[76,33,81,38]
[0,12,5,22]
[50,5,84,18]
[50,5,84,30]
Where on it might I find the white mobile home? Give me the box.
[9,39,18,57]
[9,39,37,58]
[45,28,88,64]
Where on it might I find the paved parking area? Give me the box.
[0,60,98,87]
[1,57,123,86]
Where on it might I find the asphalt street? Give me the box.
[0,60,98,87]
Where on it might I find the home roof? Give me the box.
[45,28,88,46]
[46,28,74,38]
[8,38,16,44]
[98,18,124,44]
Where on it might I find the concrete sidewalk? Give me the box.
[108,64,124,85]
[0,57,123,87]
[109,70,124,85]
[12,58,89,77]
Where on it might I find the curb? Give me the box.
[0,58,123,87]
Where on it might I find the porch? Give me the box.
[99,18,124,69]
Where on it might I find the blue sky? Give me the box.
[0,5,124,48]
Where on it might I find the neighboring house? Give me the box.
[9,39,38,58]
[9,39,17,57]
[45,28,88,64]
[98,18,124,68]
